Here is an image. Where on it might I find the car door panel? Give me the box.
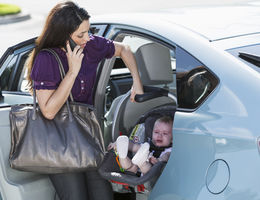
[0,39,56,200]
[0,106,55,200]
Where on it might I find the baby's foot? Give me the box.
[116,135,129,158]
[132,142,150,167]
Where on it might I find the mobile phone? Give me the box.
[65,37,77,52]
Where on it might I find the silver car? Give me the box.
[1,4,260,200]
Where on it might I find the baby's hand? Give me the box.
[149,156,158,165]
[107,142,116,151]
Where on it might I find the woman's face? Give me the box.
[71,20,91,49]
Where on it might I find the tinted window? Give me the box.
[90,25,107,36]
[1,55,18,91]
[176,47,218,109]
[227,43,260,73]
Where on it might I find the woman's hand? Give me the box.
[130,84,144,102]
[66,42,84,77]
[36,43,84,120]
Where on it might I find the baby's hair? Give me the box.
[156,116,173,125]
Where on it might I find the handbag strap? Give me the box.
[42,48,74,102]
[32,48,74,121]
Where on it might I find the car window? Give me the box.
[176,47,219,110]
[89,25,107,36]
[0,45,34,93]
[16,51,31,92]
[227,43,260,73]
[0,55,18,91]
[19,59,30,92]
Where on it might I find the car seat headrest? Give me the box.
[135,43,173,85]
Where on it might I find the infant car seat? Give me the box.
[98,101,176,195]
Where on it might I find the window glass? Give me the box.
[19,63,29,92]
[176,47,218,109]
[227,43,260,73]
[121,35,152,52]
[14,51,31,92]
[0,55,18,91]
[90,25,107,36]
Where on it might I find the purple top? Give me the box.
[31,35,115,105]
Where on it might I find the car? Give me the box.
[1,4,260,200]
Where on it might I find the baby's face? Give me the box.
[152,121,173,147]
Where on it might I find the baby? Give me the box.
[108,116,173,174]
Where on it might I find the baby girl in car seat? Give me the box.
[108,116,173,174]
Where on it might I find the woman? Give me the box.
[27,1,143,200]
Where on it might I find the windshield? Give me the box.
[227,43,260,73]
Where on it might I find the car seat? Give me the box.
[99,42,177,197]
[109,42,176,143]
[99,98,176,195]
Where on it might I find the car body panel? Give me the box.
[150,91,260,199]
[0,106,55,200]
[0,94,32,108]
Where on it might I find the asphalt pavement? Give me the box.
[0,0,255,57]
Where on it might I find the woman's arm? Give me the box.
[113,42,144,101]
[36,45,84,120]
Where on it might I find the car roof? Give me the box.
[92,4,260,42]
[156,5,260,41]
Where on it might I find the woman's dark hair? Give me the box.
[26,1,90,91]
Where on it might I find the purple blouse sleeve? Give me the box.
[31,50,61,90]
[87,35,115,61]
